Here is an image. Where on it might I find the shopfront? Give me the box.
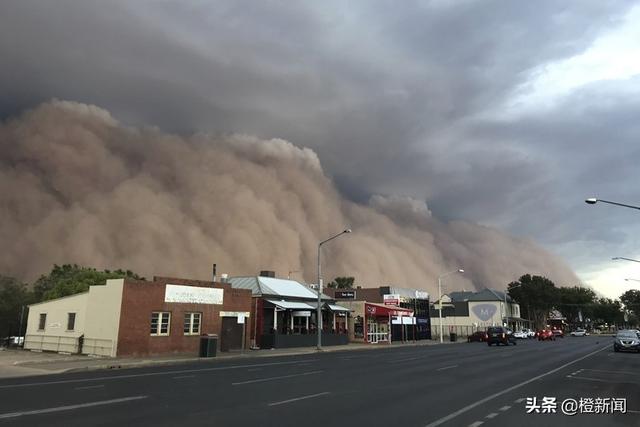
[341,301,413,344]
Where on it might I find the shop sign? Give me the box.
[383,294,400,305]
[292,311,311,317]
[335,290,356,299]
[415,290,429,300]
[165,284,224,304]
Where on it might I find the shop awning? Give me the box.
[265,299,315,310]
[365,302,413,317]
[327,304,351,312]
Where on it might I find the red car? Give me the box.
[551,328,564,338]
[537,329,555,341]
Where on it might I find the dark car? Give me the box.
[468,331,488,342]
[487,326,517,346]
[613,330,640,353]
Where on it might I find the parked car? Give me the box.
[522,328,536,338]
[513,330,528,339]
[487,326,517,346]
[537,329,555,341]
[468,331,488,342]
[551,328,564,338]
[570,329,588,337]
[613,330,640,353]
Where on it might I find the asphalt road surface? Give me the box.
[0,336,637,427]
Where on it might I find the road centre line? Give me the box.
[391,357,422,363]
[485,413,498,419]
[172,375,195,379]
[498,405,511,411]
[74,385,105,390]
[0,396,147,419]
[424,344,610,427]
[0,359,319,389]
[514,398,525,403]
[268,392,330,406]
[436,365,458,371]
[468,421,484,427]
[232,370,322,386]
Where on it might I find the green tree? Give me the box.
[507,274,558,329]
[33,264,143,302]
[620,290,640,316]
[556,286,597,324]
[0,275,33,338]
[592,298,624,327]
[327,277,355,289]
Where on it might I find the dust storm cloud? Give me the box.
[0,101,578,294]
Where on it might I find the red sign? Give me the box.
[365,303,413,318]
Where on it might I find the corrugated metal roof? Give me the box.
[227,276,331,300]
[467,288,512,302]
[265,299,315,310]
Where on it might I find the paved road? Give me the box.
[0,336,637,426]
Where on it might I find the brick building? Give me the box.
[24,276,252,357]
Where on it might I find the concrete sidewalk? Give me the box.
[0,338,464,379]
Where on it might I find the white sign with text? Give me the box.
[165,284,223,304]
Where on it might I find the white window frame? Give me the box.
[183,312,202,335]
[151,312,171,336]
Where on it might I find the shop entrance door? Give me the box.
[220,317,243,352]
[367,321,379,343]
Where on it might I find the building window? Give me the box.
[151,312,171,336]
[183,313,201,335]
[38,313,47,331]
[67,313,76,331]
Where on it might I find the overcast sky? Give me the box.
[2,0,640,298]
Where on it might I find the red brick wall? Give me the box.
[116,278,252,357]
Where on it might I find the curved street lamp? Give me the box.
[612,257,640,264]
[317,228,351,350]
[585,198,640,210]
[437,269,464,343]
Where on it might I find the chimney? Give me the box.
[212,264,217,283]
[221,273,229,283]
[259,270,276,278]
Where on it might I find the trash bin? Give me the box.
[450,332,457,342]
[199,334,218,357]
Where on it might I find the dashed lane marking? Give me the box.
[424,344,610,427]
[436,365,458,371]
[468,422,484,427]
[485,413,498,419]
[514,398,525,403]
[0,396,147,419]
[268,392,330,407]
[499,405,511,411]
[232,370,322,386]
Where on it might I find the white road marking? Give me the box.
[232,370,322,385]
[424,345,610,427]
[485,413,498,419]
[172,375,195,379]
[567,376,620,384]
[246,368,262,372]
[627,410,640,414]
[268,392,330,406]
[74,385,104,390]
[499,405,511,411]
[0,396,147,419]
[436,365,458,371]
[468,421,484,427]
[581,368,640,376]
[514,398,525,403]
[0,359,319,389]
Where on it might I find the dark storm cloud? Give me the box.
[0,0,636,285]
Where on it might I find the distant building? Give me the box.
[227,272,351,349]
[24,276,252,357]
[430,288,528,339]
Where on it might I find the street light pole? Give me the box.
[585,198,640,210]
[437,269,464,343]
[612,257,640,264]
[317,229,351,350]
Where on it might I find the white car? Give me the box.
[513,330,528,339]
[522,328,536,338]
[570,329,588,337]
